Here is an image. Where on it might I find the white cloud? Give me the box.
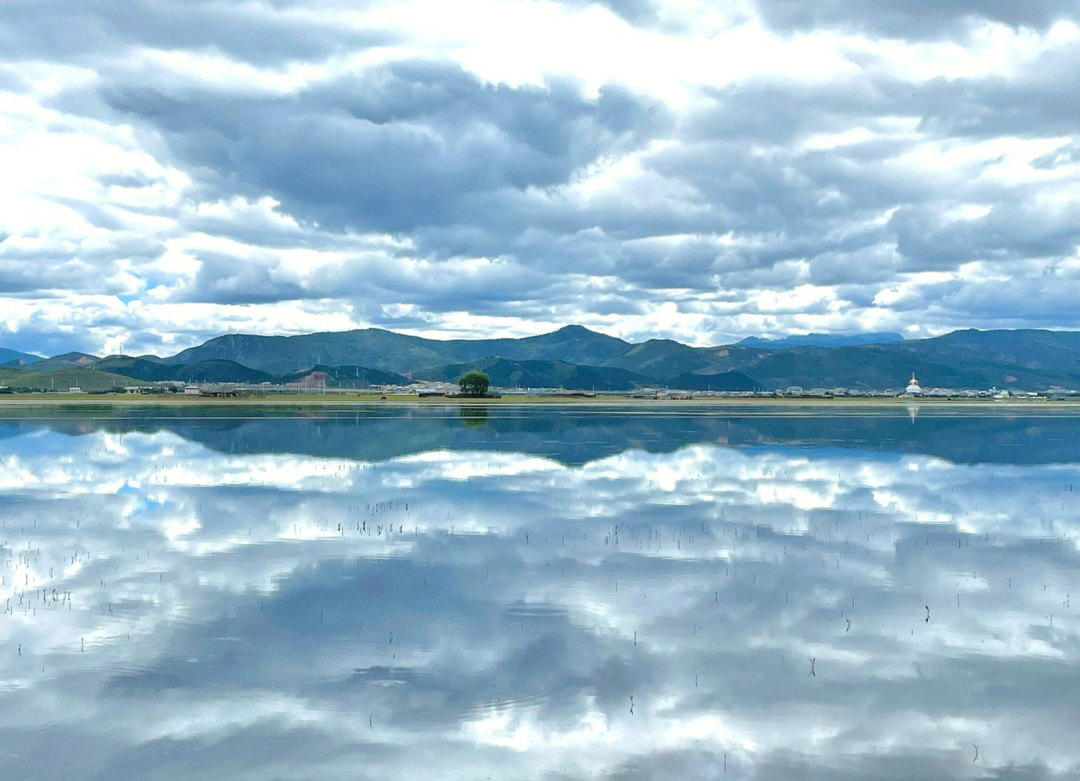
[1,0,1080,353]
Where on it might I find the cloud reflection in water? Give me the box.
[0,408,1078,779]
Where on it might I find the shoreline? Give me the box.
[0,393,1077,409]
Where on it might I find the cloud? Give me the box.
[98,62,668,236]
[2,0,1080,353]
[752,0,1080,39]
[0,0,393,64]
[556,0,660,25]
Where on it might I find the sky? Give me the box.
[2,0,1080,356]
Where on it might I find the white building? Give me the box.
[905,373,922,395]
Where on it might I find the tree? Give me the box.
[459,370,490,397]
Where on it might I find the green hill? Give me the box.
[93,355,182,381]
[96,356,275,384]
[0,367,150,392]
[735,334,1080,390]
[472,325,632,365]
[412,357,654,391]
[603,340,771,378]
[95,356,409,387]
[170,360,275,384]
[663,371,764,392]
[277,365,412,388]
[893,329,1080,376]
[167,330,454,375]
[31,352,101,370]
[164,325,633,375]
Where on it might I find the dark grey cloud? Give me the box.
[100,62,668,235]
[180,252,311,304]
[558,0,1080,39]
[637,71,1080,289]
[177,249,567,310]
[753,0,1080,39]
[1033,140,1080,169]
[0,0,392,64]
[891,200,1080,269]
[0,253,140,295]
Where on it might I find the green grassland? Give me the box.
[0,367,151,393]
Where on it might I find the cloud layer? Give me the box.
[2,0,1080,354]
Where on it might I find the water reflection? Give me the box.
[0,407,1078,779]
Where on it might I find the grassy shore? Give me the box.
[0,392,1076,408]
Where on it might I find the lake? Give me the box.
[1,405,1078,779]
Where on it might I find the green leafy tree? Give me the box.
[459,370,490,397]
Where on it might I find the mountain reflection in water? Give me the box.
[0,406,1078,779]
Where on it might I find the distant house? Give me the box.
[68,386,84,394]
[414,382,457,397]
[184,385,200,395]
[200,388,241,398]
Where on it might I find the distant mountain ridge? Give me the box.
[164,325,633,375]
[32,352,100,370]
[0,348,43,367]
[736,332,904,348]
[5,327,1080,391]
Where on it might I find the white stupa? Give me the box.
[905,373,922,395]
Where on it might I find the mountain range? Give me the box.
[735,332,903,349]
[3,326,1080,391]
[0,348,44,367]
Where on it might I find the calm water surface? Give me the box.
[1,405,1079,779]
